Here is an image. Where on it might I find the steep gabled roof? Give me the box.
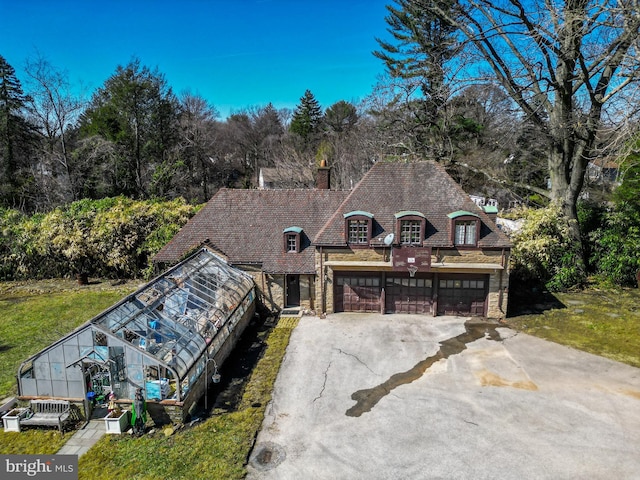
[154,188,349,273]
[313,160,511,248]
[155,161,511,273]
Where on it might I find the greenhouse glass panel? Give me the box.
[18,249,255,409]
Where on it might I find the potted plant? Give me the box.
[103,406,129,434]
[2,408,29,432]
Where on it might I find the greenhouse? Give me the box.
[17,248,256,421]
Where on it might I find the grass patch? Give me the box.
[0,429,74,454]
[78,319,297,480]
[506,287,640,367]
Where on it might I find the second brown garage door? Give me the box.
[385,275,434,314]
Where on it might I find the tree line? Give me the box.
[1,0,640,289]
[0,51,554,215]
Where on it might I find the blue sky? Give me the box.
[1,0,392,118]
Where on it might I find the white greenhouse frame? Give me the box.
[17,249,256,413]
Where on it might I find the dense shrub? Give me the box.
[509,203,584,292]
[0,197,200,281]
[589,159,640,286]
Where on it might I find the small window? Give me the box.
[283,226,302,253]
[455,221,477,246]
[344,211,373,246]
[395,212,426,245]
[349,219,369,244]
[287,234,297,252]
[448,211,480,247]
[400,220,422,244]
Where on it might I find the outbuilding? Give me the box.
[17,249,256,422]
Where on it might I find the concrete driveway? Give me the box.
[247,314,640,480]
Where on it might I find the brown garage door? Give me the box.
[334,274,382,312]
[385,275,433,314]
[437,275,488,316]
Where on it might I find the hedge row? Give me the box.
[0,197,200,281]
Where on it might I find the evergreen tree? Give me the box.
[289,90,323,146]
[324,100,358,134]
[78,58,179,198]
[0,55,36,209]
[373,0,460,159]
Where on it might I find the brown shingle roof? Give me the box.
[314,160,511,248]
[155,161,511,272]
[154,188,349,273]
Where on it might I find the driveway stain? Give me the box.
[476,369,538,390]
[346,319,502,417]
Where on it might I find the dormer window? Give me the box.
[344,211,373,246]
[395,211,426,245]
[283,226,302,253]
[448,211,480,247]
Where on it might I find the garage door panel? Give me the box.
[335,274,382,312]
[385,275,433,314]
[437,275,488,316]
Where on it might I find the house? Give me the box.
[587,158,620,185]
[258,166,314,189]
[155,160,512,318]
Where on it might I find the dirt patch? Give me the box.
[191,314,276,418]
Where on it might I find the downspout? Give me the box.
[320,246,325,314]
[498,269,504,315]
[499,248,506,315]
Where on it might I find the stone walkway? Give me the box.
[57,419,106,457]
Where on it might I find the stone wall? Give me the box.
[437,248,504,264]
[243,269,315,313]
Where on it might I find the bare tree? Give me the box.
[24,54,84,205]
[427,0,640,278]
[176,92,220,202]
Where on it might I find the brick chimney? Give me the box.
[316,159,331,190]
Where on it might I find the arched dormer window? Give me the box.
[395,211,426,246]
[448,211,480,247]
[283,226,302,253]
[344,211,373,246]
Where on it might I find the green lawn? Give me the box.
[506,287,640,368]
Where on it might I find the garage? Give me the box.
[436,274,488,316]
[384,274,433,314]
[334,274,382,312]
[335,272,489,316]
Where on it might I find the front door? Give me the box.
[286,275,300,307]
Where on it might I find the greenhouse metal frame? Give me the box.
[17,248,256,411]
